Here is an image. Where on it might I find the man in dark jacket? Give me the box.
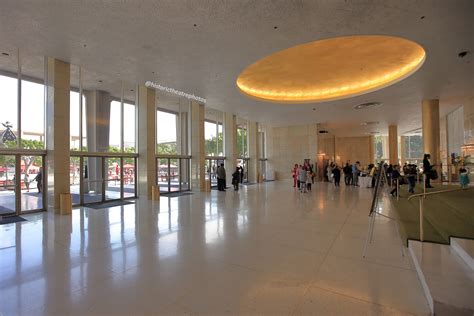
[343,162,352,185]
[217,163,226,191]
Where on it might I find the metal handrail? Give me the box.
[406,185,473,241]
[408,186,474,200]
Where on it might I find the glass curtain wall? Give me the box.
[69,67,137,205]
[374,135,389,163]
[258,124,268,181]
[236,119,249,183]
[0,49,46,215]
[156,96,190,193]
[404,135,423,164]
[204,109,224,187]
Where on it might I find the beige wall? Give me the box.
[267,124,318,179]
[335,136,373,167]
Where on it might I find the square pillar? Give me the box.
[400,136,407,165]
[388,125,398,165]
[137,85,156,199]
[224,112,237,182]
[45,58,70,211]
[247,121,258,183]
[422,99,441,170]
[190,101,206,191]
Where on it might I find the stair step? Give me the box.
[408,240,474,315]
[451,238,474,270]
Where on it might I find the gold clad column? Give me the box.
[190,101,206,191]
[400,136,407,165]
[45,58,70,212]
[137,85,156,199]
[422,99,441,179]
[388,125,398,165]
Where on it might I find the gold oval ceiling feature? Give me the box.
[236,35,426,103]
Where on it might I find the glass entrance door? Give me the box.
[0,154,17,216]
[71,154,137,205]
[157,157,191,193]
[0,152,45,216]
[237,158,249,183]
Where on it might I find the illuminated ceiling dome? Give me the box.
[236,35,426,103]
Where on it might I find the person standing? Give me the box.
[407,164,417,193]
[292,164,298,187]
[327,163,333,183]
[352,161,360,186]
[343,163,352,185]
[299,167,307,193]
[390,165,401,196]
[24,173,30,192]
[459,167,469,189]
[423,154,434,188]
[332,164,341,187]
[217,163,226,191]
[306,168,312,191]
[232,167,241,191]
[34,168,43,193]
[239,166,244,184]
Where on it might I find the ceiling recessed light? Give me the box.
[1,52,9,56]
[98,80,103,83]
[193,24,197,27]
[361,121,379,126]
[274,26,278,29]
[353,102,382,110]
[83,44,87,48]
[420,16,425,20]
[458,51,468,58]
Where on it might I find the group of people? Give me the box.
[326,161,361,187]
[291,163,315,193]
[216,164,245,191]
[10,168,43,193]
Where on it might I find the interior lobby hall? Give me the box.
[0,1,473,316]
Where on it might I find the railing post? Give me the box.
[396,178,399,201]
[423,174,426,198]
[419,197,424,241]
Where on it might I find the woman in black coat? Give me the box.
[423,154,434,188]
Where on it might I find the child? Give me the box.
[306,169,312,191]
[459,167,470,189]
[299,167,307,193]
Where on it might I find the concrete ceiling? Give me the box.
[0,0,473,136]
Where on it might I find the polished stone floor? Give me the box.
[0,181,431,315]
